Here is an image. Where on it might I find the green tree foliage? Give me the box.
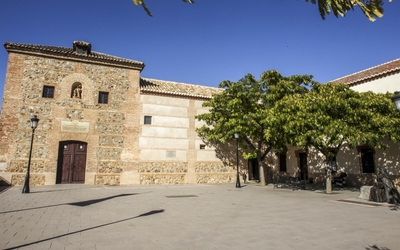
[132,0,391,21]
[270,82,400,193]
[306,0,388,21]
[196,70,314,185]
[132,0,194,16]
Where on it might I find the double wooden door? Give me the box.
[57,141,87,184]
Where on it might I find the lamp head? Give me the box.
[392,91,400,112]
[30,115,39,129]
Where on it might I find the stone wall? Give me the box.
[0,51,142,186]
[11,174,45,186]
[195,162,236,184]
[138,162,187,184]
[0,46,239,187]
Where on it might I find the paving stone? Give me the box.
[0,184,399,249]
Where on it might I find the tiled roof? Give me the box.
[4,42,145,70]
[330,58,400,86]
[140,78,222,99]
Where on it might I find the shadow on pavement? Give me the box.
[365,245,391,250]
[3,209,165,250]
[0,193,139,214]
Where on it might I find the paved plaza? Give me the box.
[0,183,399,250]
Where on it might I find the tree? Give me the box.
[196,70,314,186]
[132,0,391,21]
[270,82,400,193]
[132,0,194,17]
[306,0,388,21]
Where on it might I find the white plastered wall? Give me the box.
[350,73,400,93]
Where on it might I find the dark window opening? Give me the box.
[279,153,287,172]
[361,147,375,173]
[144,116,152,125]
[98,92,109,104]
[328,149,338,173]
[200,144,206,150]
[42,86,55,98]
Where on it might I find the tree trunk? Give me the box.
[258,157,266,186]
[325,161,332,194]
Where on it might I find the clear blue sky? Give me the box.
[1,0,399,103]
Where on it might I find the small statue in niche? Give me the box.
[72,84,82,99]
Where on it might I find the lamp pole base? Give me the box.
[236,173,241,188]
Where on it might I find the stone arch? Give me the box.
[60,73,95,104]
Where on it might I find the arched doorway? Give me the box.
[56,141,87,184]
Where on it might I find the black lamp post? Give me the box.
[392,91,400,111]
[234,132,241,188]
[22,115,39,194]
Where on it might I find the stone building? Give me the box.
[1,41,399,188]
[0,41,239,186]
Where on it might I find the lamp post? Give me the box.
[234,132,241,188]
[22,115,39,194]
[392,91,400,111]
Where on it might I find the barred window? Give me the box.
[42,86,54,98]
[144,116,152,125]
[98,92,109,104]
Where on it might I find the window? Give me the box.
[42,86,54,98]
[200,144,206,150]
[360,147,375,173]
[98,92,109,104]
[279,153,287,172]
[144,116,152,125]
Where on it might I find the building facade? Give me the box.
[0,41,398,188]
[269,59,400,187]
[0,41,239,186]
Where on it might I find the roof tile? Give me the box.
[330,58,400,85]
[4,42,145,69]
[140,78,222,99]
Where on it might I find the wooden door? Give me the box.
[58,142,87,184]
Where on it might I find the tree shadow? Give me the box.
[0,193,140,214]
[3,209,165,250]
[365,245,391,250]
[68,193,138,207]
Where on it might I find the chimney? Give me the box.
[73,41,92,55]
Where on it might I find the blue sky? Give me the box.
[0,0,399,103]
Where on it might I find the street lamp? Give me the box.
[22,115,39,194]
[233,132,241,188]
[392,91,400,111]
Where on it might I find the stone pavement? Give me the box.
[0,184,399,250]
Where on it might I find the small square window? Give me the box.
[144,116,152,125]
[200,144,206,150]
[98,92,109,104]
[42,86,54,98]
